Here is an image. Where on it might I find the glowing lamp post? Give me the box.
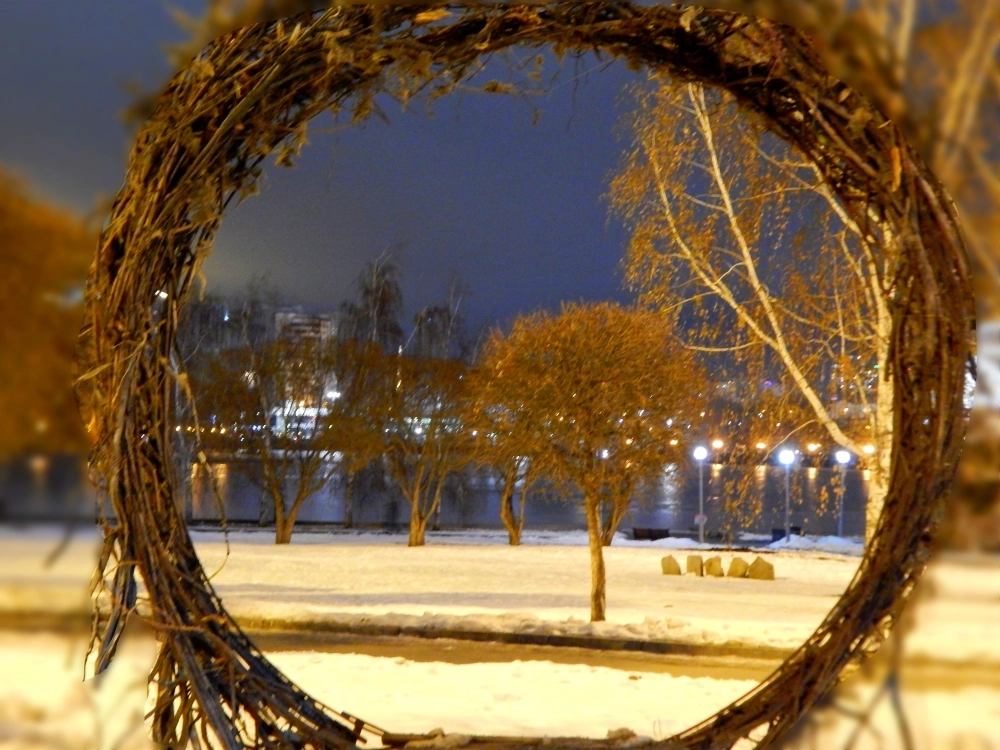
[778,448,796,541]
[834,449,851,537]
[693,445,708,544]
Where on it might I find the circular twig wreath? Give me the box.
[75,4,972,748]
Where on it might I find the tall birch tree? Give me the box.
[610,83,897,542]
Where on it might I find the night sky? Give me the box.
[0,2,643,337]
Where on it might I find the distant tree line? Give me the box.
[178,256,704,620]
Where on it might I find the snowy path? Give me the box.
[1,526,998,748]
[2,628,998,750]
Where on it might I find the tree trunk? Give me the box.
[499,482,521,546]
[600,495,631,546]
[275,512,293,544]
[866,377,894,543]
[865,300,895,544]
[343,471,355,528]
[600,501,613,546]
[516,484,527,542]
[258,488,273,526]
[585,499,606,622]
[275,519,293,544]
[408,502,428,547]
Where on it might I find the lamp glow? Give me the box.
[693,446,708,543]
[835,450,851,465]
[778,448,795,541]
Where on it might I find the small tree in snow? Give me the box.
[471,302,699,621]
[378,353,471,547]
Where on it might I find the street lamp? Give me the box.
[778,448,796,541]
[693,445,708,544]
[834,450,851,537]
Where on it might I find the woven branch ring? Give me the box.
[77,4,972,748]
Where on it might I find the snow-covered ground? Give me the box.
[2,526,870,653]
[1,525,998,748]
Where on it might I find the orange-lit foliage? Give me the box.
[0,169,94,456]
[470,302,702,621]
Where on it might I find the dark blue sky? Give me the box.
[0,2,641,336]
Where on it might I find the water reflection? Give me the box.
[3,456,869,538]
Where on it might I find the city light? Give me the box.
[835,450,851,465]
[755,442,767,450]
[778,448,795,541]
[711,439,724,449]
[807,443,820,452]
[862,444,876,455]
[693,446,708,544]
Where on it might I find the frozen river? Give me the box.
[2,455,871,540]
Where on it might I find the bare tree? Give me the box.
[610,82,896,542]
[196,293,341,544]
[378,352,471,546]
[463,395,541,547]
[485,454,538,546]
[323,339,391,528]
[332,253,407,526]
[339,250,404,353]
[470,302,700,621]
[412,303,463,361]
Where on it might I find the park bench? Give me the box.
[632,527,671,540]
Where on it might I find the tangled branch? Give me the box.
[75,4,972,748]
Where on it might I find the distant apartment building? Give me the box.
[178,299,342,354]
[274,309,338,343]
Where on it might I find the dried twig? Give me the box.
[75,4,972,748]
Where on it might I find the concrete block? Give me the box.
[747,556,775,580]
[686,555,704,576]
[726,557,749,578]
[660,555,682,575]
[704,556,724,577]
